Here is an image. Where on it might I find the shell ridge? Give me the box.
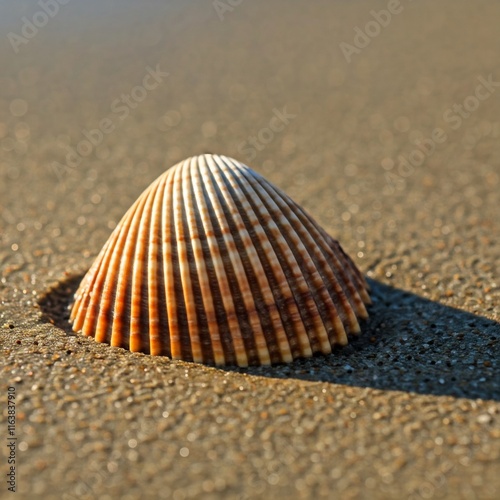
[129,177,158,352]
[162,164,182,359]
[266,182,367,330]
[148,173,169,355]
[328,236,371,305]
[85,191,147,345]
[218,156,309,362]
[234,163,335,353]
[169,161,194,361]
[289,198,369,312]
[222,157,316,359]
[203,157,263,365]
[253,177,356,341]
[321,238,369,324]
[188,160,227,365]
[183,156,219,363]
[106,185,154,348]
[70,233,114,330]
[196,156,247,366]
[213,156,294,364]
[248,172,349,348]
[70,232,113,325]
[173,158,203,362]
[209,155,283,365]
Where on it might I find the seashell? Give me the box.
[70,154,371,366]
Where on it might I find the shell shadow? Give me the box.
[38,273,85,335]
[38,276,499,401]
[224,279,500,401]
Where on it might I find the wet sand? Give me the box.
[1,0,499,498]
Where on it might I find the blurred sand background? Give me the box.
[0,0,499,498]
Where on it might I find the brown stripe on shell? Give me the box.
[284,193,371,310]
[70,154,371,366]
[147,171,169,356]
[106,183,155,349]
[215,157,327,356]
[70,204,126,334]
[169,162,192,361]
[210,156,310,361]
[199,156,270,365]
[205,155,292,364]
[206,157,294,364]
[129,176,158,352]
[257,172,369,330]
[80,187,150,345]
[257,187,363,328]
[186,158,224,365]
[219,156,348,348]
[195,157,250,366]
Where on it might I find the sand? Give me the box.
[1,0,499,498]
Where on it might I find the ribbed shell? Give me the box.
[70,154,371,366]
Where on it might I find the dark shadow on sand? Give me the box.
[226,279,499,401]
[39,276,499,401]
[38,274,85,335]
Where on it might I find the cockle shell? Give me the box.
[70,154,370,366]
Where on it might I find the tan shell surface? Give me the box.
[70,154,371,366]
